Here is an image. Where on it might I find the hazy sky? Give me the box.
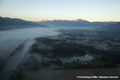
[0,0,120,22]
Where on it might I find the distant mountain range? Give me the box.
[38,19,120,32]
[38,19,115,27]
[103,22,120,31]
[0,17,45,26]
[0,17,47,30]
[0,17,120,31]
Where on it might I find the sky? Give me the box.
[0,0,120,22]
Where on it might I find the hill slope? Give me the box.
[0,17,45,26]
[0,17,47,30]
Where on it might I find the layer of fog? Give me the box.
[51,26,100,31]
[0,26,99,80]
[33,54,93,63]
[0,27,61,80]
[0,26,99,62]
[0,27,60,62]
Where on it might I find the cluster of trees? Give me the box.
[52,43,86,57]
[35,37,62,45]
[31,39,88,58]
[31,37,120,68]
[63,56,116,69]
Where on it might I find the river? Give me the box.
[0,26,97,80]
[0,27,60,80]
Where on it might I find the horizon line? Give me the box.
[1,16,120,22]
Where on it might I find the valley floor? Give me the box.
[16,66,120,80]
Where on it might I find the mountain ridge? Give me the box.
[0,17,45,27]
[38,19,116,27]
